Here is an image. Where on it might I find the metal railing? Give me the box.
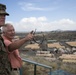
[21,58,52,75]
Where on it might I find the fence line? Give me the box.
[22,58,52,75]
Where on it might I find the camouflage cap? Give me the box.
[0,3,9,16]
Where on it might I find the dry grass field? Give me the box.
[25,41,76,49]
[20,41,76,75]
[17,31,76,75]
[67,41,76,46]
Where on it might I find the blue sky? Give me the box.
[0,0,76,32]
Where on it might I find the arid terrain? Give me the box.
[16,31,76,75]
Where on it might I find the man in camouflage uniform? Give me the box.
[0,3,11,75]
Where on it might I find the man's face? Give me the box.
[0,14,5,27]
[4,25,15,39]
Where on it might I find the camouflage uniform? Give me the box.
[0,32,11,75]
[0,4,11,75]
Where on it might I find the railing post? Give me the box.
[34,64,36,75]
[20,68,22,75]
[22,59,52,75]
[49,68,51,75]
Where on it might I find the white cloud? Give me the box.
[58,19,75,25]
[6,17,76,32]
[38,16,47,21]
[21,17,37,23]
[18,2,58,11]
[19,2,46,11]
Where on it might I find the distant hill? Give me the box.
[16,31,76,41]
[47,31,76,41]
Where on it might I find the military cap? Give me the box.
[0,3,9,16]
